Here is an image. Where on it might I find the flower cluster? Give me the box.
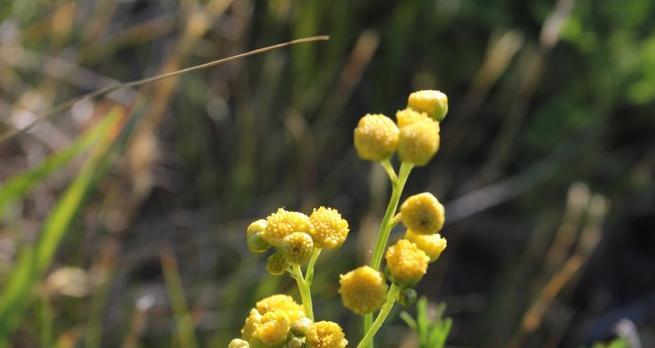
[231,89,451,348]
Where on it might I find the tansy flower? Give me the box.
[306,321,348,348]
[385,239,429,287]
[256,295,305,323]
[405,230,447,262]
[400,192,445,235]
[354,114,399,161]
[240,309,262,342]
[398,114,440,166]
[407,90,448,121]
[266,253,289,276]
[255,311,290,345]
[339,266,388,315]
[309,207,349,249]
[282,232,314,264]
[228,338,250,348]
[263,209,313,247]
[396,108,428,128]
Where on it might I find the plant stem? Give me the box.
[363,161,413,348]
[305,249,322,284]
[380,159,398,182]
[357,284,400,348]
[291,265,314,320]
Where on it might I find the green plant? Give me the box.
[400,298,452,348]
[230,90,451,348]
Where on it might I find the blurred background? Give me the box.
[0,0,654,347]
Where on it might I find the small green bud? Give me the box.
[408,90,448,121]
[228,338,250,348]
[248,232,270,253]
[287,337,304,348]
[266,253,289,276]
[247,219,268,236]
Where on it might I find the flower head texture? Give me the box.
[255,311,290,345]
[354,114,399,161]
[228,338,250,348]
[240,309,262,342]
[266,253,289,276]
[396,108,428,128]
[338,266,388,315]
[397,115,440,166]
[400,192,445,235]
[263,208,313,247]
[405,230,447,262]
[246,219,268,237]
[306,321,348,348]
[256,294,305,323]
[282,232,314,264]
[408,90,448,121]
[309,207,349,249]
[385,239,429,287]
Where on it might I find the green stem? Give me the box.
[357,284,400,348]
[305,249,322,285]
[380,159,397,182]
[370,162,413,270]
[291,265,314,320]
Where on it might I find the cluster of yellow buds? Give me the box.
[230,294,347,348]
[246,207,349,275]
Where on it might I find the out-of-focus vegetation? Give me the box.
[0,0,653,347]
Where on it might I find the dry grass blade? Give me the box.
[0,35,329,144]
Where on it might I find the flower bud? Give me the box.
[263,209,313,248]
[247,232,270,253]
[241,309,262,342]
[266,253,289,276]
[291,317,313,336]
[256,311,290,345]
[408,90,448,121]
[282,232,314,264]
[306,321,348,348]
[354,114,399,161]
[395,108,428,128]
[400,192,445,235]
[288,337,304,348]
[405,230,447,262]
[397,115,440,166]
[309,207,349,249]
[228,338,250,348]
[256,295,305,323]
[338,266,388,315]
[247,219,268,236]
[385,239,429,287]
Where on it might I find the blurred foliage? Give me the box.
[0,0,653,347]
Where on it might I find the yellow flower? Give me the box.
[309,207,349,249]
[282,232,314,264]
[256,294,305,323]
[407,90,448,121]
[395,108,428,128]
[255,311,290,345]
[338,266,388,315]
[266,253,289,276]
[241,309,262,342]
[228,338,250,348]
[400,192,445,235]
[385,239,429,287]
[263,209,313,248]
[405,230,447,262]
[397,115,440,166]
[354,114,399,161]
[306,321,348,348]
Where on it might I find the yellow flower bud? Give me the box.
[338,266,388,315]
[405,230,447,262]
[282,232,314,264]
[408,90,448,121]
[395,108,428,128]
[306,321,348,348]
[263,209,313,248]
[228,338,250,348]
[247,219,268,237]
[266,253,289,276]
[247,232,270,253]
[291,317,313,336]
[256,311,290,345]
[256,295,305,323]
[241,309,262,342]
[354,114,399,161]
[397,115,440,166]
[385,239,429,287]
[309,207,349,249]
[400,192,445,235]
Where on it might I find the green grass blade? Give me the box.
[0,112,124,220]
